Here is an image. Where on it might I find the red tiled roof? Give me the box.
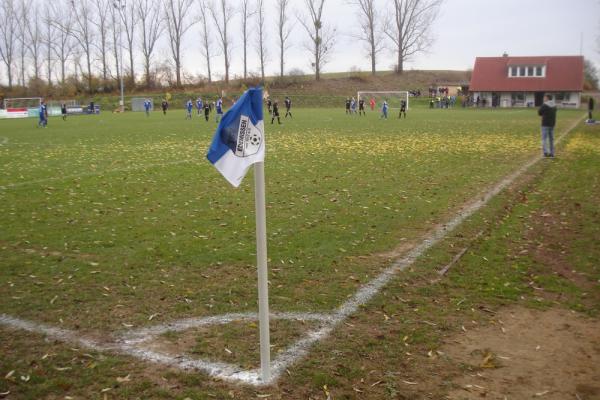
[469,56,584,92]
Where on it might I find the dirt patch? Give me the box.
[443,306,600,400]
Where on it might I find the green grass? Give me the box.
[1,106,598,399]
[0,107,582,332]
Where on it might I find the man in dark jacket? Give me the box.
[589,97,595,120]
[538,94,557,157]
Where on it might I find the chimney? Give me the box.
[502,52,508,57]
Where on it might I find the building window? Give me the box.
[554,92,570,101]
[508,64,545,78]
[527,66,534,76]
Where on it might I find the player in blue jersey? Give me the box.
[186,99,193,119]
[380,100,388,119]
[38,101,48,127]
[196,97,203,115]
[144,98,151,116]
[215,96,224,123]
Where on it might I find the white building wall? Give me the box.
[470,91,581,108]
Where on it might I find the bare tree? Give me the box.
[240,0,254,79]
[198,0,214,82]
[276,0,293,77]
[138,0,164,87]
[164,0,195,87]
[118,0,138,85]
[42,5,57,85]
[62,0,96,92]
[385,0,442,74]
[209,0,234,84]
[350,0,383,75]
[16,1,28,86]
[0,0,17,88]
[255,0,267,81]
[298,0,335,81]
[50,0,76,85]
[92,0,111,83]
[24,6,44,81]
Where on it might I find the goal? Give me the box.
[357,91,409,110]
[131,98,153,112]
[3,97,42,110]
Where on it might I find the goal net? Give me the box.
[131,98,153,112]
[357,91,409,110]
[3,97,42,110]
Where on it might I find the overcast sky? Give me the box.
[1,0,599,84]
[181,0,600,79]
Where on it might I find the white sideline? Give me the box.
[0,116,584,386]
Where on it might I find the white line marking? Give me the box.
[0,116,584,386]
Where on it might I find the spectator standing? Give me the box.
[538,94,557,158]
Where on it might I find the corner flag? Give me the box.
[206,87,265,187]
[206,87,271,382]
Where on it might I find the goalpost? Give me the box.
[131,98,153,112]
[3,97,42,110]
[357,91,409,110]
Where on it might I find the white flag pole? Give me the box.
[254,160,271,382]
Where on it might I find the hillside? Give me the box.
[86,69,470,110]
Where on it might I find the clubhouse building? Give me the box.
[469,55,584,108]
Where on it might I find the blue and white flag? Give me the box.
[206,87,265,187]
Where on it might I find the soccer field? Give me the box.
[0,107,583,386]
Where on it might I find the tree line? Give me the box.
[0,0,442,95]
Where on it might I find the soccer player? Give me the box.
[196,97,203,115]
[38,101,48,128]
[369,97,375,111]
[399,99,407,119]
[61,103,67,121]
[186,99,193,119]
[350,97,357,114]
[266,97,272,115]
[204,102,210,121]
[215,96,224,123]
[161,99,169,115]
[358,98,365,116]
[144,98,151,116]
[380,100,388,119]
[345,97,351,114]
[271,100,281,124]
[284,96,292,118]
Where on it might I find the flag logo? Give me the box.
[207,87,265,187]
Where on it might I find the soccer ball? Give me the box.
[249,132,261,146]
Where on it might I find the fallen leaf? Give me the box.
[402,380,418,385]
[116,374,131,383]
[4,370,15,380]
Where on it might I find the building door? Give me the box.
[534,92,545,107]
[491,92,500,107]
